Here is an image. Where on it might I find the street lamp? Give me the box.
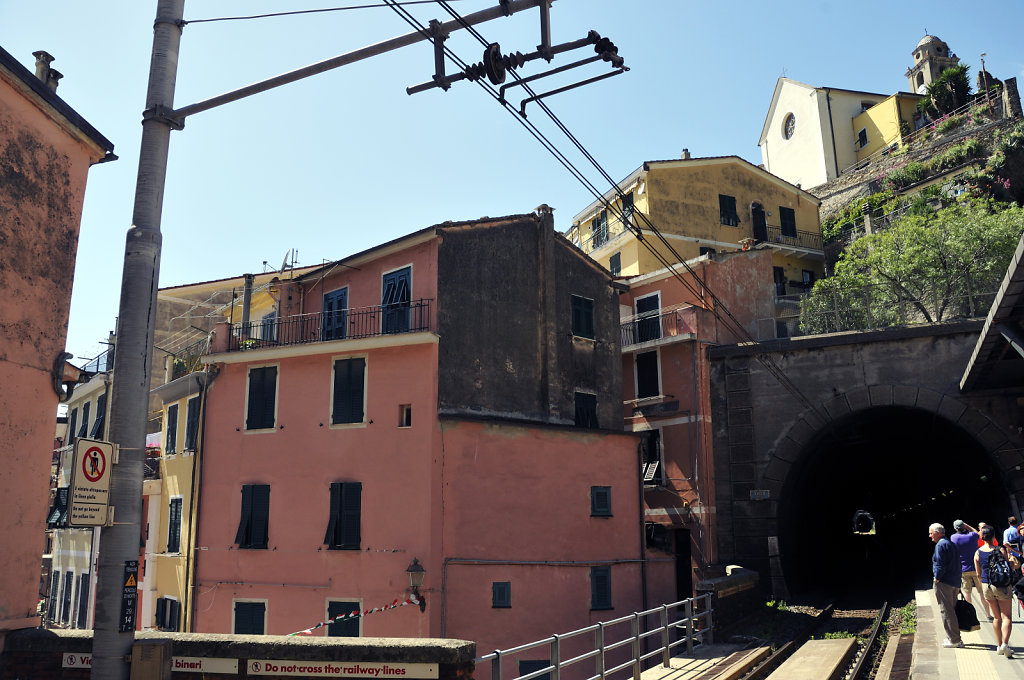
[406,558,426,612]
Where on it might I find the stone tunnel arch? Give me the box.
[763,385,1024,594]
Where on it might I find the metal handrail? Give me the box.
[477,595,713,680]
[620,309,694,348]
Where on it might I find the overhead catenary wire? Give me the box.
[182,0,472,26]
[413,0,826,421]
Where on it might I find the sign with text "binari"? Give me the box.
[68,437,115,526]
[62,653,238,674]
[247,661,439,678]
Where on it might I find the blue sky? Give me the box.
[1,1,1021,362]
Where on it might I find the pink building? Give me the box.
[619,249,776,594]
[195,212,645,654]
[0,46,113,636]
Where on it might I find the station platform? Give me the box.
[913,587,1024,679]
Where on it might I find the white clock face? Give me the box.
[783,113,796,139]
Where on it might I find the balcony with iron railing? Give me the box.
[620,306,697,350]
[80,348,114,373]
[756,224,823,252]
[223,299,434,352]
[573,211,634,254]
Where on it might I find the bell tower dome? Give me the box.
[906,34,960,93]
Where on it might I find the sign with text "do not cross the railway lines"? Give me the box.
[69,438,116,526]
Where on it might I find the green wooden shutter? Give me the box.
[89,393,106,438]
[339,482,362,549]
[590,566,611,609]
[167,498,182,553]
[185,396,200,450]
[332,358,365,425]
[235,485,253,546]
[327,600,360,637]
[251,485,270,549]
[325,482,341,546]
[246,367,277,430]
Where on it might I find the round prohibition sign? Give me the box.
[82,446,106,483]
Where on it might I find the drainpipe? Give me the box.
[638,437,649,619]
[183,377,205,631]
[240,273,254,335]
[824,88,840,179]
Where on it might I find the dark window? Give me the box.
[719,194,739,226]
[590,566,612,610]
[167,497,183,553]
[592,211,608,246]
[235,484,270,549]
[77,573,90,628]
[641,431,662,484]
[322,288,348,341]
[518,661,551,680]
[635,294,660,342]
[185,396,200,451]
[609,252,621,276]
[61,571,73,625]
[590,487,612,517]
[381,267,411,334]
[260,311,277,344]
[48,571,60,623]
[636,351,660,399]
[621,193,634,229]
[89,393,106,439]
[399,404,412,428]
[332,358,366,425]
[327,600,360,637]
[165,403,179,453]
[245,366,277,430]
[492,581,511,608]
[773,267,787,297]
[571,295,595,339]
[699,246,716,257]
[324,482,362,550]
[779,207,797,238]
[574,392,598,429]
[233,601,266,635]
[155,597,181,631]
[68,408,78,446]
[77,401,91,439]
[48,488,69,528]
[857,128,868,148]
[802,270,817,290]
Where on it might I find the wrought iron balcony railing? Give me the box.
[620,307,695,348]
[757,225,823,251]
[227,299,434,351]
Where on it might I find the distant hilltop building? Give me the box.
[906,34,960,94]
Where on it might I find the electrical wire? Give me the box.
[182,0,471,25]
[419,1,826,420]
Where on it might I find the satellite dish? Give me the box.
[280,249,291,273]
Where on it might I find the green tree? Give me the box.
[918,64,972,118]
[801,201,1024,333]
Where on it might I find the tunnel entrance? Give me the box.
[777,405,1009,595]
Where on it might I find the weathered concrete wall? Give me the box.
[0,628,475,680]
[708,321,1024,585]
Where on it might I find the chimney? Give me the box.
[32,50,62,92]
[681,148,691,160]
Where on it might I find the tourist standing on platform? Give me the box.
[930,522,965,648]
[976,525,1014,658]
[951,520,993,621]
[1003,516,1021,559]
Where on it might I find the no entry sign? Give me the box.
[69,438,115,526]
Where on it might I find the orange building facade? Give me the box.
[0,46,113,634]
[194,212,651,653]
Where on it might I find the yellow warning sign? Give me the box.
[125,574,137,587]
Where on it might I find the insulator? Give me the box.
[483,43,506,85]
[463,62,487,82]
[502,51,527,71]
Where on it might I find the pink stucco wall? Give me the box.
[0,70,107,629]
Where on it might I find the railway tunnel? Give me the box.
[777,405,1007,594]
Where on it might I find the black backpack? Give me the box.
[989,548,1014,587]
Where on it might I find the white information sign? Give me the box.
[247,661,439,678]
[62,653,238,674]
[68,438,115,526]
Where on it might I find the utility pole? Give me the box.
[91,2,565,678]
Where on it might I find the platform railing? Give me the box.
[477,595,713,680]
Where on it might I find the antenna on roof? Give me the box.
[280,249,291,273]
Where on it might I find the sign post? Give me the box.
[69,438,115,526]
[119,561,139,633]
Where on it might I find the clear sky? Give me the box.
[1,1,1021,362]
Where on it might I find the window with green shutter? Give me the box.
[590,566,612,610]
[609,252,621,276]
[332,358,366,425]
[165,403,178,453]
[327,600,360,637]
[185,396,200,451]
[89,393,106,439]
[492,581,511,608]
[719,194,739,226]
[571,295,594,339]
[245,366,277,430]
[325,482,362,550]
[779,207,797,238]
[167,497,183,553]
[233,600,266,635]
[590,487,612,517]
[235,484,270,549]
[77,401,91,438]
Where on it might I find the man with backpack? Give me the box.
[930,522,965,648]
[951,520,993,621]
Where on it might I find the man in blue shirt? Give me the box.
[930,522,964,648]
[1003,516,1021,559]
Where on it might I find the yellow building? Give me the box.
[852,93,926,162]
[141,373,206,632]
[567,154,824,311]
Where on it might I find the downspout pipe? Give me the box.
[824,88,840,179]
[183,376,206,631]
